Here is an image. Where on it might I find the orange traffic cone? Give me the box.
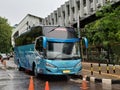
[45,81,50,90]
[80,75,88,90]
[28,76,34,90]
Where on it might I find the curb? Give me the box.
[74,75,120,84]
[85,76,120,84]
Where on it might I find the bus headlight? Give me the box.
[46,63,56,68]
[75,62,81,67]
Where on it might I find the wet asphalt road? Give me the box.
[0,58,119,90]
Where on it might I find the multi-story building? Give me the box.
[43,0,118,27]
[11,14,43,47]
[12,0,120,47]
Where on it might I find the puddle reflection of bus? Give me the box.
[13,26,88,76]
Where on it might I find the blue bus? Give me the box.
[13,26,88,76]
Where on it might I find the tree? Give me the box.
[85,5,120,63]
[85,5,120,46]
[0,16,12,53]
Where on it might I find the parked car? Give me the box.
[7,53,13,57]
[0,53,10,60]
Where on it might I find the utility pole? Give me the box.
[77,12,80,38]
[77,12,84,61]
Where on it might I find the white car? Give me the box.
[0,53,9,60]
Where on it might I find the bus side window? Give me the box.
[35,37,43,53]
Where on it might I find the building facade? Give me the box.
[11,14,43,47]
[12,0,120,47]
[43,0,119,27]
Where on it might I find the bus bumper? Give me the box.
[37,66,82,75]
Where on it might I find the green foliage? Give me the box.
[0,16,12,53]
[85,5,120,64]
[85,5,120,46]
[96,4,112,17]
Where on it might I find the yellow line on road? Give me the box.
[83,69,120,79]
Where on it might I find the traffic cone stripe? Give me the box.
[80,75,89,90]
[45,81,50,90]
[28,76,34,90]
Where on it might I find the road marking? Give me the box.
[83,69,120,79]
[7,73,14,79]
[70,79,83,83]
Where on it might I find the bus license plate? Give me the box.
[63,70,70,73]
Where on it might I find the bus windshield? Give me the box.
[47,41,80,60]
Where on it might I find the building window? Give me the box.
[63,11,65,19]
[90,0,93,3]
[46,20,48,25]
[52,18,54,25]
[76,1,80,10]
[96,0,98,3]
[71,7,75,14]
[83,0,86,6]
[67,5,70,16]
[55,13,57,23]
[39,18,42,23]
[105,0,110,3]
[91,8,93,12]
[58,8,61,17]
[26,21,29,26]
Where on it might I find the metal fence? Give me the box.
[83,43,120,65]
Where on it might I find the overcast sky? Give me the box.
[0,0,68,26]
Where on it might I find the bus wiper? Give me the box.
[48,25,60,33]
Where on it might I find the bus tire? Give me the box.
[18,59,24,71]
[18,66,22,71]
[18,66,25,71]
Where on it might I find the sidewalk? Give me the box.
[0,58,17,70]
[81,62,120,84]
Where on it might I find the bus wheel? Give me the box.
[18,60,24,71]
[18,65,24,71]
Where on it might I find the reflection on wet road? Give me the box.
[0,59,119,90]
[0,69,120,90]
[0,70,29,90]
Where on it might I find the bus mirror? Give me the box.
[82,37,88,48]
